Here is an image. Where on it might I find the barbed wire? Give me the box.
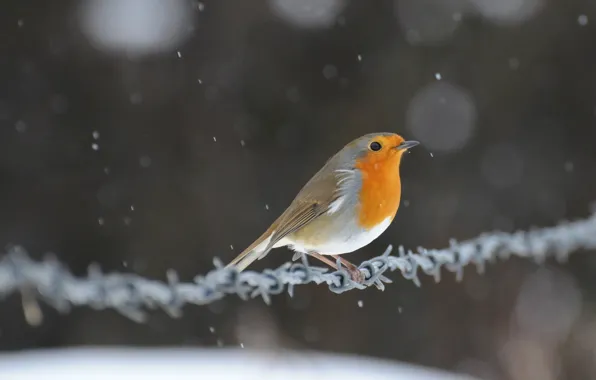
[1,212,595,323]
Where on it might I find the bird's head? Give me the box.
[344,132,419,168]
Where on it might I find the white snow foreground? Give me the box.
[0,347,478,380]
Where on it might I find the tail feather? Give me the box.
[225,228,276,272]
[227,248,266,272]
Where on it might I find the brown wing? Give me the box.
[226,153,346,271]
[260,166,340,254]
[263,200,324,251]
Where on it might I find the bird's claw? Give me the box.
[347,267,365,285]
[348,268,385,290]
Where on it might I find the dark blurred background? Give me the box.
[1,0,596,379]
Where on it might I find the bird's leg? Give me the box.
[301,252,376,288]
[307,252,365,285]
[307,252,340,270]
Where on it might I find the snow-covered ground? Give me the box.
[0,348,477,380]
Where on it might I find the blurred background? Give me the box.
[0,0,595,379]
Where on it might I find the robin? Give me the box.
[226,132,419,285]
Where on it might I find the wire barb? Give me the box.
[0,212,595,321]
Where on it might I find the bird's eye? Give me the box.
[369,141,382,151]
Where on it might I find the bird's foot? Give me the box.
[305,252,381,289]
[345,266,365,284]
[332,255,366,285]
[333,255,383,290]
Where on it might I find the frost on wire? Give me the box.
[0,212,594,322]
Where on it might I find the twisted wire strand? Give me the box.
[0,212,595,322]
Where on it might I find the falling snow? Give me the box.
[5,2,594,373]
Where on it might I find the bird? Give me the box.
[226,132,419,285]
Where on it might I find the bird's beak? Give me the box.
[394,140,420,151]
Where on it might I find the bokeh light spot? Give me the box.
[406,82,476,153]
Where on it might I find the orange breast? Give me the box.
[354,155,402,229]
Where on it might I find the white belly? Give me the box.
[277,216,392,255]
